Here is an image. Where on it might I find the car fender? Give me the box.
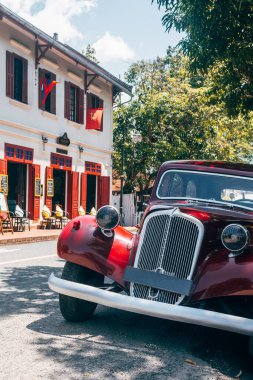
[192,248,253,300]
[57,215,134,287]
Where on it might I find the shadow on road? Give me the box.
[1,265,253,379]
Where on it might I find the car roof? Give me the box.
[158,160,253,178]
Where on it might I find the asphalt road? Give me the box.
[0,241,253,380]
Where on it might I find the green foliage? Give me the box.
[113,49,253,195]
[82,44,99,64]
[154,0,253,114]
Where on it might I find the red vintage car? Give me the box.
[49,160,253,354]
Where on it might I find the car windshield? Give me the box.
[157,170,253,210]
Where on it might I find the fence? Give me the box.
[112,193,136,226]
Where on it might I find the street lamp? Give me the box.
[41,135,48,151]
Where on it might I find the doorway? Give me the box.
[53,169,66,210]
[7,161,27,210]
[86,174,97,213]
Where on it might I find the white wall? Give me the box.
[0,19,113,213]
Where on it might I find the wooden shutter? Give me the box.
[33,164,40,219]
[99,98,104,108]
[64,81,70,119]
[0,159,7,175]
[6,51,14,98]
[38,68,44,110]
[78,88,84,124]
[86,92,91,125]
[97,176,110,209]
[22,58,28,104]
[99,97,104,131]
[67,171,79,219]
[28,164,40,219]
[51,72,56,115]
[45,166,53,211]
[80,173,87,211]
[87,92,91,108]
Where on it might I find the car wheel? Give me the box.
[59,262,103,322]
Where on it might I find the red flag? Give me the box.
[41,78,58,106]
[86,108,103,130]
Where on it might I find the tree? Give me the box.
[82,44,99,64]
[113,49,253,201]
[154,0,253,114]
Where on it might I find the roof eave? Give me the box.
[0,4,132,97]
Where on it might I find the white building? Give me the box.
[0,4,131,223]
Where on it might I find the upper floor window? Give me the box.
[39,68,56,114]
[6,51,28,103]
[64,81,84,124]
[86,93,104,131]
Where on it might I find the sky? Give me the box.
[1,0,182,80]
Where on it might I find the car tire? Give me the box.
[59,261,103,322]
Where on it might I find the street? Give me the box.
[0,241,252,380]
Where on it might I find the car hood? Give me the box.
[146,200,253,224]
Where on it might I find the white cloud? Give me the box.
[1,0,96,42]
[93,32,135,63]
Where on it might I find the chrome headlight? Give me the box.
[96,205,120,232]
[221,224,249,252]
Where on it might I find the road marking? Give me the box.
[0,254,56,266]
[0,248,20,253]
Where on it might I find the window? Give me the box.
[86,93,104,131]
[85,161,102,175]
[70,86,77,122]
[157,170,253,211]
[6,51,28,103]
[38,68,56,114]
[64,81,84,124]
[51,153,72,171]
[5,143,33,163]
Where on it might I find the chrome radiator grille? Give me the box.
[130,209,204,305]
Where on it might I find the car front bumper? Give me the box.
[48,273,253,336]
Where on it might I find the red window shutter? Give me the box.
[67,171,79,219]
[72,171,79,218]
[80,173,87,211]
[0,159,7,175]
[87,92,91,108]
[22,58,28,104]
[97,176,110,209]
[38,68,45,110]
[51,72,56,115]
[45,166,53,211]
[99,97,104,131]
[28,164,40,219]
[33,164,40,219]
[79,88,84,124]
[99,98,104,108]
[6,51,14,98]
[64,81,70,119]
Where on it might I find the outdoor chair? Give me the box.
[13,205,31,231]
[55,204,69,228]
[41,205,56,229]
[78,205,86,216]
[0,211,13,234]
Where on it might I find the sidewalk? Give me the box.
[0,226,138,245]
[0,229,62,245]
